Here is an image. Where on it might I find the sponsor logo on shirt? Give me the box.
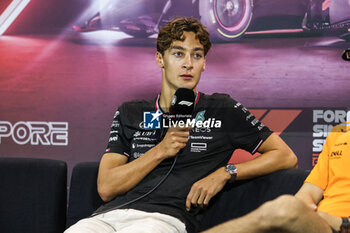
[330,150,343,159]
[334,142,347,146]
[132,143,155,149]
[189,135,213,140]
[109,136,118,142]
[234,102,266,130]
[190,142,207,153]
[133,130,157,137]
[195,110,205,122]
[133,152,144,158]
[133,131,141,137]
[111,121,120,127]
[114,111,120,118]
[133,137,157,142]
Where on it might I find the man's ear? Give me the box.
[156,52,164,68]
[202,59,206,71]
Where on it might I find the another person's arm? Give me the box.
[296,182,343,231]
[295,182,323,210]
[295,126,345,231]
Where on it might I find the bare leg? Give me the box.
[202,195,333,233]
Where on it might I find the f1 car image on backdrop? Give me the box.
[73,0,350,42]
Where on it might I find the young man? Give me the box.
[65,17,297,233]
[203,121,350,233]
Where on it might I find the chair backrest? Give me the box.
[66,162,103,228]
[0,157,67,233]
[67,162,309,231]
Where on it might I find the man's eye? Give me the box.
[174,52,183,57]
[194,53,203,59]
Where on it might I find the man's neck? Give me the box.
[159,89,174,113]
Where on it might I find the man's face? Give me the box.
[156,31,206,93]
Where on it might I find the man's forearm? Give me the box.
[98,127,191,201]
[98,146,168,201]
[234,149,297,181]
[233,133,297,181]
[318,211,343,231]
[294,183,324,210]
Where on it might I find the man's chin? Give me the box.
[178,81,198,91]
[178,85,196,91]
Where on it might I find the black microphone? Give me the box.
[170,88,196,117]
[158,88,195,142]
[170,88,195,154]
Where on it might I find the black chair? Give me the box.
[66,162,104,228]
[66,161,309,231]
[0,157,67,233]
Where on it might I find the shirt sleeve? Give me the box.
[305,128,333,190]
[105,105,131,157]
[226,98,273,154]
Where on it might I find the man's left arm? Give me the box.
[186,133,298,210]
[231,133,298,179]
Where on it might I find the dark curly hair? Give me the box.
[156,17,211,56]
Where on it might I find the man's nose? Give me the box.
[182,54,193,70]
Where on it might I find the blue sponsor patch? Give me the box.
[143,111,161,129]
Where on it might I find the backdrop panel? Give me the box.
[0,0,349,180]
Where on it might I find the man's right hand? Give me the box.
[157,126,191,159]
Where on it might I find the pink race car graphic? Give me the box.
[74,0,350,42]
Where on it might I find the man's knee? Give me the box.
[63,217,115,233]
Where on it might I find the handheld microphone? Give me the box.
[158,88,195,141]
[170,88,196,117]
[170,88,195,155]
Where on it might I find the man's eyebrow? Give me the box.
[170,46,204,52]
[193,47,204,52]
[170,46,185,51]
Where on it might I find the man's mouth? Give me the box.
[180,74,193,80]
